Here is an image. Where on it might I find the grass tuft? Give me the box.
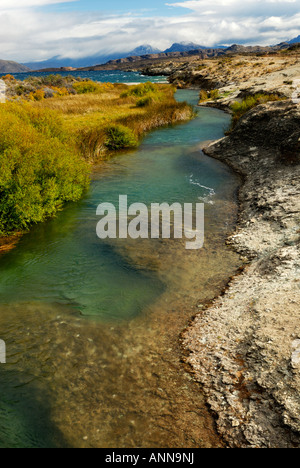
[229,93,286,130]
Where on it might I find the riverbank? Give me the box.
[182,97,300,447]
[0,81,194,248]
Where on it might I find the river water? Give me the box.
[0,90,241,448]
[12,70,168,84]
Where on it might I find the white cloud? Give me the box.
[167,0,299,16]
[0,0,299,62]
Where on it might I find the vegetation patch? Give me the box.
[120,82,157,98]
[229,93,286,129]
[199,89,220,102]
[0,77,194,236]
[104,125,138,150]
[34,81,194,159]
[121,81,169,108]
[0,102,89,235]
[72,80,103,94]
[1,74,104,101]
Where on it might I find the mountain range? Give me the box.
[0,37,299,73]
[164,42,226,53]
[288,35,300,44]
[24,43,232,70]
[23,36,300,71]
[23,45,163,70]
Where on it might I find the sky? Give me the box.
[0,0,299,62]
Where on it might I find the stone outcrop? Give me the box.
[182,101,300,448]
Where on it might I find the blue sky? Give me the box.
[42,0,187,16]
[0,0,299,62]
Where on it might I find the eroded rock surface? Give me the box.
[182,101,300,448]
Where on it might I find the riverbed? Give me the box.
[0,90,241,448]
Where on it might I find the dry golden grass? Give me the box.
[32,83,194,160]
[0,82,194,234]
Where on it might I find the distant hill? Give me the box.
[164,42,205,53]
[127,45,161,56]
[288,35,300,44]
[24,46,162,70]
[0,60,31,73]
[164,42,228,53]
[23,54,124,71]
[22,37,298,72]
[23,43,215,71]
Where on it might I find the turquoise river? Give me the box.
[0,89,241,448]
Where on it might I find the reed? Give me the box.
[0,79,194,235]
[33,82,194,160]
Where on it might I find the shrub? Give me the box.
[209,89,220,101]
[136,95,155,107]
[199,90,208,102]
[121,82,157,98]
[72,80,102,94]
[199,89,219,102]
[1,74,16,82]
[0,103,89,235]
[39,74,73,87]
[50,86,70,97]
[43,87,55,99]
[104,125,138,150]
[31,89,45,101]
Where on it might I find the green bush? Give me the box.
[121,82,157,98]
[0,102,89,235]
[72,80,102,94]
[104,125,138,150]
[136,95,155,107]
[209,89,220,100]
[230,93,285,129]
[199,89,220,102]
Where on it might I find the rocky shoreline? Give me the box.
[181,95,300,447]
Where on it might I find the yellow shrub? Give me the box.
[1,74,16,82]
[51,86,70,97]
[73,81,102,94]
[30,89,45,101]
[100,82,114,91]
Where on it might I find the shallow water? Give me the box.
[0,90,241,448]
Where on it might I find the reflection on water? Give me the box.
[0,90,241,447]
